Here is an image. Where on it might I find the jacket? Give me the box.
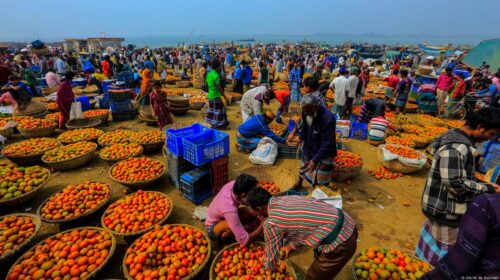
[300,106,337,163]
[421,129,495,227]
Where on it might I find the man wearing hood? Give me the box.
[417,107,500,266]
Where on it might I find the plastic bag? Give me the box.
[249,137,278,165]
[70,102,83,120]
[380,145,427,168]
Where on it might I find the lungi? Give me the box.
[205,98,228,129]
[300,156,334,186]
[415,219,458,267]
[385,87,395,100]
[417,92,438,113]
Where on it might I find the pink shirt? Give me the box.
[45,72,61,88]
[492,76,500,91]
[435,73,455,91]
[205,181,249,246]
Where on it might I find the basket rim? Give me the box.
[108,157,166,187]
[208,241,296,280]
[0,167,51,207]
[101,191,173,237]
[1,139,61,158]
[99,143,144,162]
[6,226,116,280]
[17,123,57,132]
[122,224,211,280]
[57,128,105,144]
[41,141,98,164]
[65,118,102,129]
[0,213,41,264]
[36,182,112,223]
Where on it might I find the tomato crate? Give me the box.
[165,123,210,157]
[182,129,229,166]
[166,150,196,189]
[110,100,133,113]
[277,143,302,159]
[211,156,229,196]
[180,168,212,205]
[349,121,368,140]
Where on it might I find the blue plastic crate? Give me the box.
[180,168,212,204]
[166,151,196,189]
[182,130,230,166]
[98,98,109,109]
[72,78,87,87]
[182,189,212,205]
[101,80,115,93]
[349,121,368,140]
[165,124,210,156]
[110,100,133,113]
[116,72,135,83]
[36,78,47,87]
[112,111,135,122]
[75,96,91,112]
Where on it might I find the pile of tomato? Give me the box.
[102,190,170,235]
[0,215,38,257]
[7,228,114,280]
[83,109,109,118]
[335,150,363,167]
[100,143,143,160]
[401,124,424,134]
[17,118,56,129]
[46,102,59,111]
[132,129,165,144]
[385,145,421,159]
[258,180,280,194]
[124,224,208,279]
[213,242,294,280]
[110,157,164,182]
[2,138,59,157]
[57,128,104,144]
[385,136,415,148]
[44,112,61,123]
[368,166,403,180]
[40,182,110,221]
[42,142,96,162]
[0,164,49,201]
[98,129,132,146]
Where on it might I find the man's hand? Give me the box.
[307,160,316,172]
[491,183,500,193]
[279,244,294,260]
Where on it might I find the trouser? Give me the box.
[306,227,358,280]
[436,89,448,112]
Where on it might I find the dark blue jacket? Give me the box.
[300,106,337,163]
[238,114,285,144]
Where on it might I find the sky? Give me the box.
[1,0,499,42]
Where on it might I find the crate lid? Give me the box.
[180,168,210,184]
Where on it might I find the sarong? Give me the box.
[205,98,228,129]
[415,219,458,267]
[300,157,334,186]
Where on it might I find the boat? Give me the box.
[236,38,256,42]
[357,44,385,59]
[419,44,447,56]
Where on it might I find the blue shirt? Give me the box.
[289,68,301,87]
[242,66,253,85]
[144,60,155,71]
[233,67,243,80]
[6,81,33,95]
[225,53,231,64]
[238,115,285,144]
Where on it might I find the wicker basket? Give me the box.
[66,118,102,130]
[122,224,211,280]
[36,182,112,223]
[377,146,425,174]
[168,106,190,116]
[0,168,50,207]
[176,81,192,88]
[0,213,41,264]
[85,112,110,124]
[241,166,296,193]
[83,84,99,94]
[41,87,59,95]
[99,144,143,162]
[137,140,163,153]
[417,65,434,75]
[58,129,105,145]
[0,127,14,139]
[138,115,158,126]
[229,92,242,101]
[6,227,116,280]
[189,101,205,110]
[2,143,61,166]
[42,142,98,171]
[406,107,418,113]
[414,115,446,127]
[209,241,296,280]
[101,191,173,237]
[332,164,363,182]
[367,139,385,146]
[108,158,165,189]
[192,80,204,89]
[18,124,57,138]
[351,252,432,280]
[74,87,84,96]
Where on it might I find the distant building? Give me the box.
[63,37,124,53]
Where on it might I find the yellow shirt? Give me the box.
[93,73,108,82]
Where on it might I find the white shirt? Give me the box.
[348,75,359,98]
[240,86,268,119]
[330,76,351,106]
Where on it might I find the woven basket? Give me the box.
[406,107,418,113]
[18,124,57,138]
[36,182,112,223]
[2,144,61,166]
[58,129,105,145]
[6,227,116,280]
[192,80,204,89]
[168,106,190,116]
[229,93,242,101]
[138,115,158,126]
[101,191,173,237]
[241,166,296,193]
[0,213,41,264]
[85,112,110,124]
[42,142,97,171]
[367,139,385,146]
[414,115,446,127]
[417,65,434,75]
[189,101,205,110]
[0,168,50,207]
[66,118,102,130]
[209,241,296,280]
[41,87,59,95]
[99,144,143,162]
[74,86,84,96]
[83,84,99,94]
[0,127,14,139]
[108,158,165,189]
[176,81,192,88]
[332,164,363,182]
[377,147,424,174]
[122,224,211,280]
[137,140,163,153]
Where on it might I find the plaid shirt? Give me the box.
[421,129,495,227]
[289,68,301,88]
[263,196,356,270]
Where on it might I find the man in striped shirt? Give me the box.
[247,188,358,279]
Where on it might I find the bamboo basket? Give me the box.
[209,241,296,280]
[83,84,99,94]
[36,182,112,223]
[241,166,296,193]
[136,140,164,153]
[332,163,363,182]
[189,101,205,110]
[2,143,61,166]
[367,139,385,146]
[0,168,50,207]
[57,128,105,144]
[108,158,165,189]
[168,106,190,116]
[101,191,173,237]
[6,227,116,280]
[138,115,158,126]
[85,112,110,124]
[122,224,211,280]
[41,87,59,96]
[0,127,14,139]
[41,142,97,171]
[65,118,102,130]
[413,115,446,127]
[99,144,143,162]
[192,80,204,89]
[176,81,192,88]
[73,86,84,96]
[0,213,41,264]
[377,146,425,174]
[18,124,57,138]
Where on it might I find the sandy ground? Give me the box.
[0,98,427,280]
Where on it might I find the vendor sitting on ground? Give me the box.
[367,110,398,144]
[205,174,263,246]
[236,111,288,152]
[247,187,358,280]
[1,75,33,110]
[274,88,290,124]
[240,85,275,122]
[357,98,395,123]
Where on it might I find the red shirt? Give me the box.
[101,60,111,77]
[274,90,290,105]
[385,75,400,89]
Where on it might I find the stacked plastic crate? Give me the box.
[108,85,134,121]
